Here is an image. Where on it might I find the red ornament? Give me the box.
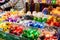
[44,36,57,40]
[53,22,60,27]
[46,21,51,25]
[9,25,23,36]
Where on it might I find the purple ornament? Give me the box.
[7,17,17,22]
[13,19,17,22]
[8,18,12,20]
[38,0,41,3]
[8,18,13,22]
[47,0,51,4]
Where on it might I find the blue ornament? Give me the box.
[26,22,34,27]
[26,23,30,27]
[37,24,41,28]
[39,23,44,29]
[42,8,48,15]
[36,22,40,24]
[29,23,34,27]
[33,23,38,28]
[29,21,32,23]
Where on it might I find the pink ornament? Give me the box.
[0,0,5,3]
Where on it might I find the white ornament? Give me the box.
[26,11,31,15]
[37,12,43,17]
[32,11,37,16]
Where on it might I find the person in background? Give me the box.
[42,6,53,15]
[0,0,25,11]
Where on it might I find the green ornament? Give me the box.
[51,0,56,4]
[0,38,4,40]
[30,31,33,34]
[0,31,6,39]
[0,22,3,24]
[29,34,34,38]
[22,28,40,40]
[24,30,27,33]
[43,18,47,23]
[38,17,43,23]
[0,31,20,40]
[22,33,27,38]
[34,17,38,21]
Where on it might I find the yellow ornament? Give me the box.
[0,22,9,32]
[10,11,18,15]
[42,0,46,3]
[48,16,53,20]
[56,17,60,22]
[0,18,3,21]
[18,10,25,16]
[2,16,7,20]
[51,7,60,15]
